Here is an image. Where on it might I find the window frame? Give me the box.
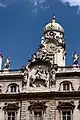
[28,101,47,120]
[5,110,17,120]
[61,109,73,120]
[7,83,19,93]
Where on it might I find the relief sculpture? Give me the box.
[30,66,49,88]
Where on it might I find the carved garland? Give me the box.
[57,101,75,110]
[28,101,47,111]
[3,102,19,111]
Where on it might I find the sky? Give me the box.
[0,0,80,69]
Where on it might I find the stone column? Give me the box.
[49,100,56,120]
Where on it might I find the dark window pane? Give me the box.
[8,112,15,120]
[67,116,71,120]
[62,111,66,115]
[63,116,66,120]
[62,111,71,120]
[12,112,15,116]
[63,83,69,91]
[12,117,15,120]
[38,112,42,116]
[8,112,11,116]
[11,86,16,92]
[34,111,37,115]
[67,111,71,115]
[8,117,11,120]
[34,111,43,120]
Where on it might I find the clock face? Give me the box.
[46,43,57,53]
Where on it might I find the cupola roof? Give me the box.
[44,16,64,33]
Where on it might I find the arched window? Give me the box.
[59,81,74,91]
[7,83,20,93]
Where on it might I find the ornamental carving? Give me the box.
[72,52,79,65]
[28,101,47,120]
[44,31,55,40]
[23,68,29,85]
[30,66,49,87]
[29,49,55,66]
[50,68,56,84]
[20,66,30,87]
[4,57,10,70]
[3,102,19,111]
[28,101,47,111]
[57,101,75,110]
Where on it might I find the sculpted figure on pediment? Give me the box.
[30,66,49,87]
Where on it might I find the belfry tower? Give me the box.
[22,17,66,91]
[42,16,66,66]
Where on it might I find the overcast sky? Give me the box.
[0,0,80,69]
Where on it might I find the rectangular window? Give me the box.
[62,111,72,120]
[7,111,16,120]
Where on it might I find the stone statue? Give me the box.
[22,67,30,92]
[50,69,56,84]
[73,52,79,65]
[24,68,29,84]
[4,57,10,69]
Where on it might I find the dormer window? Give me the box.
[7,83,20,93]
[59,81,74,92]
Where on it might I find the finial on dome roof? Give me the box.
[50,16,56,29]
[53,16,56,20]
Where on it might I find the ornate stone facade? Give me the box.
[0,17,79,120]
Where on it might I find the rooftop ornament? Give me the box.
[72,52,79,65]
[50,16,56,29]
[4,56,10,70]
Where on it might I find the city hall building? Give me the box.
[0,17,79,120]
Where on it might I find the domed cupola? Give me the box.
[44,16,64,34]
[43,16,65,47]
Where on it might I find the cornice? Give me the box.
[0,91,80,100]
